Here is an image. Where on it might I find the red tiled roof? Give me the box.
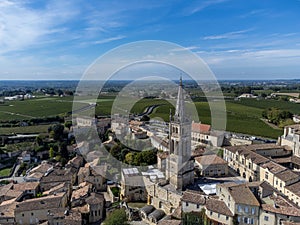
[192,122,211,133]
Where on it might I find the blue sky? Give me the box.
[0,0,300,80]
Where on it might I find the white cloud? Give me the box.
[183,0,229,16]
[0,0,79,55]
[171,46,200,52]
[93,35,126,45]
[203,29,253,40]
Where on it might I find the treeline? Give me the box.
[0,116,64,127]
[108,142,157,166]
[262,108,294,127]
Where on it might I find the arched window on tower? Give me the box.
[171,140,174,154]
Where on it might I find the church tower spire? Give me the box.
[174,76,185,122]
[166,77,194,191]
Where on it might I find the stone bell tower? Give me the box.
[166,77,194,190]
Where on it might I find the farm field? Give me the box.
[0,96,116,121]
[1,95,298,138]
[0,124,50,135]
[131,98,286,139]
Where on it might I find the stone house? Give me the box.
[279,124,300,157]
[195,154,228,177]
[15,192,67,225]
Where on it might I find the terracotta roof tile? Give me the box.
[260,161,287,174]
[182,191,206,205]
[13,182,39,191]
[195,154,227,166]
[205,198,233,216]
[275,170,299,182]
[227,184,260,206]
[192,122,211,133]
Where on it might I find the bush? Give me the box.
[103,208,128,225]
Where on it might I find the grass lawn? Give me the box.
[0,168,11,177]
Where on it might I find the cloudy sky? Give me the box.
[0,0,300,80]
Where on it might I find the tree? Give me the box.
[64,121,72,130]
[49,124,65,140]
[140,150,157,165]
[35,135,43,146]
[110,144,121,160]
[49,147,54,158]
[59,142,69,160]
[140,115,150,122]
[125,152,135,165]
[262,107,293,125]
[133,152,143,166]
[261,93,267,98]
[103,208,128,225]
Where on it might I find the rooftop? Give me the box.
[29,163,52,175]
[0,202,17,218]
[13,182,39,191]
[85,192,104,205]
[158,220,182,225]
[260,161,287,174]
[182,190,206,205]
[195,154,227,166]
[123,168,140,177]
[222,183,260,206]
[15,192,65,212]
[225,145,271,165]
[192,122,211,134]
[286,181,300,196]
[225,143,285,153]
[275,169,299,182]
[71,185,90,201]
[262,194,300,217]
[206,198,234,216]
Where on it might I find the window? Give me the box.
[95,211,97,216]
[31,213,34,216]
[210,211,213,216]
[238,205,242,212]
[197,204,199,209]
[237,216,241,223]
[218,213,220,218]
[251,208,255,215]
[226,216,229,220]
[280,182,282,188]
[245,206,249,213]
[22,214,24,217]
[264,216,269,221]
[186,202,189,207]
[248,218,254,224]
[265,172,268,180]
